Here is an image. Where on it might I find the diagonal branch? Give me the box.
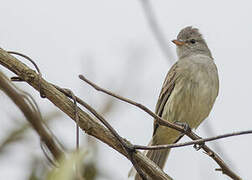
[0,48,172,180]
[0,71,63,161]
[79,74,184,132]
[139,0,175,63]
[53,86,150,180]
[78,74,242,180]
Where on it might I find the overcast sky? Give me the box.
[0,0,252,179]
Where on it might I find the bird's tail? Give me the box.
[145,148,170,169]
[128,139,170,180]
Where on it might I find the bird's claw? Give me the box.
[174,121,191,133]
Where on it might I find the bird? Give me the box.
[129,26,219,179]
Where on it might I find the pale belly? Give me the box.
[170,78,216,126]
[153,69,218,145]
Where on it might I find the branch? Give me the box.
[53,86,150,179]
[133,130,252,150]
[139,0,175,63]
[0,48,172,180]
[0,71,63,161]
[79,75,184,132]
[7,51,46,98]
[6,50,165,179]
[78,75,242,180]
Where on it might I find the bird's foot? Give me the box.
[174,121,191,133]
[123,139,136,154]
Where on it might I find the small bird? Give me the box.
[130,26,219,179]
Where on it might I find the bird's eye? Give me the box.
[190,39,196,44]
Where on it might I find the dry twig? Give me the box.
[0,48,172,180]
[0,71,63,161]
[139,0,175,63]
[0,47,243,179]
[79,74,242,180]
[54,86,149,179]
[133,130,252,150]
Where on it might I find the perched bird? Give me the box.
[130,26,219,179]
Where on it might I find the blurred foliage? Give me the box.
[0,44,145,180]
[46,150,88,180]
[82,163,97,180]
[28,157,48,180]
[0,111,61,155]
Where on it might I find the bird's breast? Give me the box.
[162,61,219,129]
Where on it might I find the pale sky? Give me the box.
[0,0,252,179]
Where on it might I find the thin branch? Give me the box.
[7,51,46,98]
[63,89,80,150]
[202,121,238,172]
[0,48,172,180]
[7,52,79,153]
[0,111,61,156]
[53,86,150,180]
[5,51,148,179]
[78,74,242,180]
[79,75,184,133]
[138,0,175,63]
[0,71,63,161]
[134,130,252,150]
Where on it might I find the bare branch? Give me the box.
[202,121,238,172]
[0,71,63,161]
[134,130,252,150]
[139,0,175,63]
[0,111,61,154]
[8,51,46,98]
[78,74,242,180]
[53,86,150,180]
[79,75,184,133]
[0,48,172,180]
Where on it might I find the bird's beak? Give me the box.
[172,39,185,46]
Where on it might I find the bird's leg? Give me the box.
[174,133,184,143]
[173,121,191,143]
[174,121,191,134]
[174,121,204,150]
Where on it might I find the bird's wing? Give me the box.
[153,62,179,136]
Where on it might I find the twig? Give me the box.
[53,86,149,180]
[0,71,63,161]
[134,130,252,150]
[0,48,171,180]
[79,75,183,133]
[62,89,80,150]
[7,51,46,98]
[138,0,175,63]
[202,121,237,172]
[5,52,94,179]
[62,89,82,179]
[78,74,242,180]
[6,52,69,152]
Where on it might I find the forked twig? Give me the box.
[0,71,63,161]
[0,48,172,180]
[53,85,149,180]
[7,51,46,98]
[0,48,241,180]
